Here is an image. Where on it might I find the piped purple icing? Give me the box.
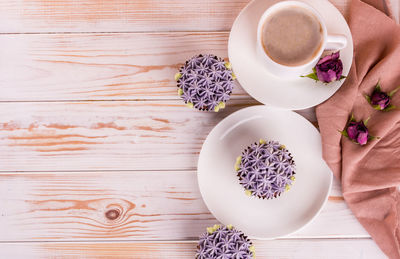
[177,54,234,111]
[196,225,255,259]
[236,140,296,199]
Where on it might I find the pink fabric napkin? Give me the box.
[316,0,400,258]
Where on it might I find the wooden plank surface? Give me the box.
[0,0,347,33]
[1,99,260,172]
[0,32,250,102]
[1,0,392,257]
[0,239,386,258]
[0,100,319,172]
[0,171,368,241]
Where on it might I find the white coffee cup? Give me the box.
[256,1,347,79]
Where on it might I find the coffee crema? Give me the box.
[261,6,323,67]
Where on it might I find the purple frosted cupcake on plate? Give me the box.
[196,224,255,259]
[235,139,296,199]
[175,54,235,112]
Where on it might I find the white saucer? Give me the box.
[228,0,353,110]
[197,106,333,239]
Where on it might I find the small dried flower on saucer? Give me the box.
[175,54,235,112]
[235,139,296,199]
[365,81,399,111]
[302,52,346,83]
[196,224,255,259]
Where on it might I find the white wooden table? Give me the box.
[0,0,395,258]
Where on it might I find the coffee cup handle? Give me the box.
[325,35,347,51]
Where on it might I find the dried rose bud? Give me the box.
[346,121,369,145]
[301,52,346,83]
[340,115,377,146]
[316,52,344,83]
[365,81,399,111]
[371,90,390,110]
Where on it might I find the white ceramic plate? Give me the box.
[197,106,333,239]
[228,0,353,110]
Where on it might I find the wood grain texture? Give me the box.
[0,32,251,102]
[0,0,347,33]
[0,100,319,172]
[0,171,368,241]
[0,0,388,256]
[0,239,386,258]
[1,99,262,172]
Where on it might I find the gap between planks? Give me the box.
[0,31,231,35]
[0,237,376,244]
[0,239,387,259]
[0,97,252,104]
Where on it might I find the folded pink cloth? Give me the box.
[316,0,400,258]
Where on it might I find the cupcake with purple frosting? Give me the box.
[235,139,296,199]
[196,224,255,259]
[175,54,235,112]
